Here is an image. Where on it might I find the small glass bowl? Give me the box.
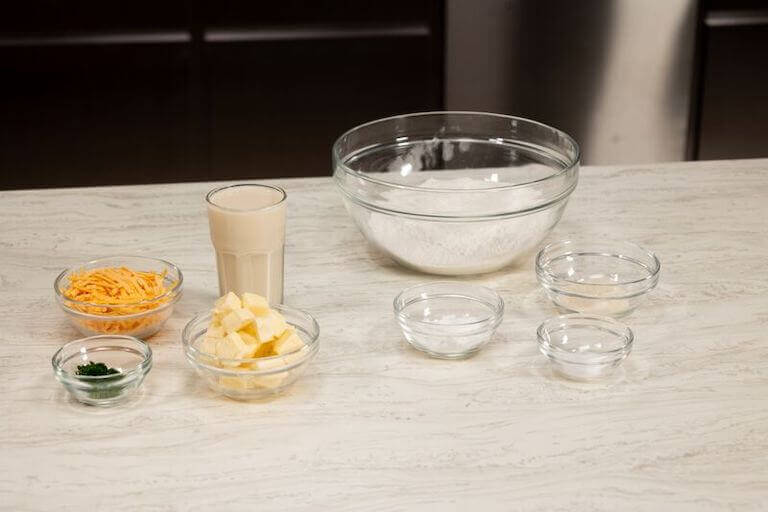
[52,335,153,406]
[54,256,183,338]
[537,314,633,380]
[182,305,320,400]
[536,240,660,316]
[393,282,504,359]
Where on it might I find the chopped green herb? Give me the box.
[75,361,122,400]
[76,361,119,376]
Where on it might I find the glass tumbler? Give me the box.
[206,184,286,304]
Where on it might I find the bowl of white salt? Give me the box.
[536,239,661,317]
[537,313,633,380]
[394,282,504,359]
[333,112,580,275]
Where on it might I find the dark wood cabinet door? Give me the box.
[696,9,768,159]
[206,34,442,180]
[0,1,203,189]
[0,41,203,189]
[0,1,444,189]
[203,0,443,180]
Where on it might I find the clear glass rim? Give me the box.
[205,183,287,213]
[51,334,153,382]
[536,313,634,359]
[53,255,184,309]
[332,111,581,192]
[182,304,320,366]
[535,239,661,287]
[393,281,505,329]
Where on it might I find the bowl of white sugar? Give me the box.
[333,112,580,275]
[394,281,504,359]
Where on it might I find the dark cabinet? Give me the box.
[693,3,768,160]
[0,42,201,188]
[204,0,442,179]
[0,1,443,189]
[207,36,440,179]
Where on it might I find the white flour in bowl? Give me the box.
[358,176,562,275]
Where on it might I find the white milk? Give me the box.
[206,184,286,304]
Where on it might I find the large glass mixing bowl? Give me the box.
[332,112,580,275]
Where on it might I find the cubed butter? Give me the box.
[282,346,310,366]
[242,292,270,315]
[249,373,287,389]
[216,331,251,359]
[206,324,225,338]
[249,357,288,388]
[252,311,286,342]
[221,308,256,334]
[273,327,305,355]
[240,345,260,359]
[204,292,312,388]
[270,310,288,331]
[238,330,259,345]
[218,375,251,390]
[214,291,242,312]
[249,355,285,372]
[199,336,220,356]
[212,309,226,325]
[253,341,274,358]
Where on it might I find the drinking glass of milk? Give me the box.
[206,184,286,304]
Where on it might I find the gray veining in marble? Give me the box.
[0,159,767,511]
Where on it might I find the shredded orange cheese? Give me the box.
[63,266,176,335]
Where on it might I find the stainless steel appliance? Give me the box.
[446,0,698,164]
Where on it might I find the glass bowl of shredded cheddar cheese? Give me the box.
[54,256,183,339]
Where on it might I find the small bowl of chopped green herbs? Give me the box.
[52,335,152,407]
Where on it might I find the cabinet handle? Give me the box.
[0,31,191,47]
[204,24,430,43]
[706,10,768,27]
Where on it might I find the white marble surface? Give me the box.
[1,159,767,511]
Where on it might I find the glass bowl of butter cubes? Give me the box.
[182,292,320,400]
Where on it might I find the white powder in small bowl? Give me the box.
[409,313,490,355]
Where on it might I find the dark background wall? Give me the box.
[0,0,444,189]
[1,0,766,189]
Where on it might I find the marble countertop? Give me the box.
[1,159,767,511]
